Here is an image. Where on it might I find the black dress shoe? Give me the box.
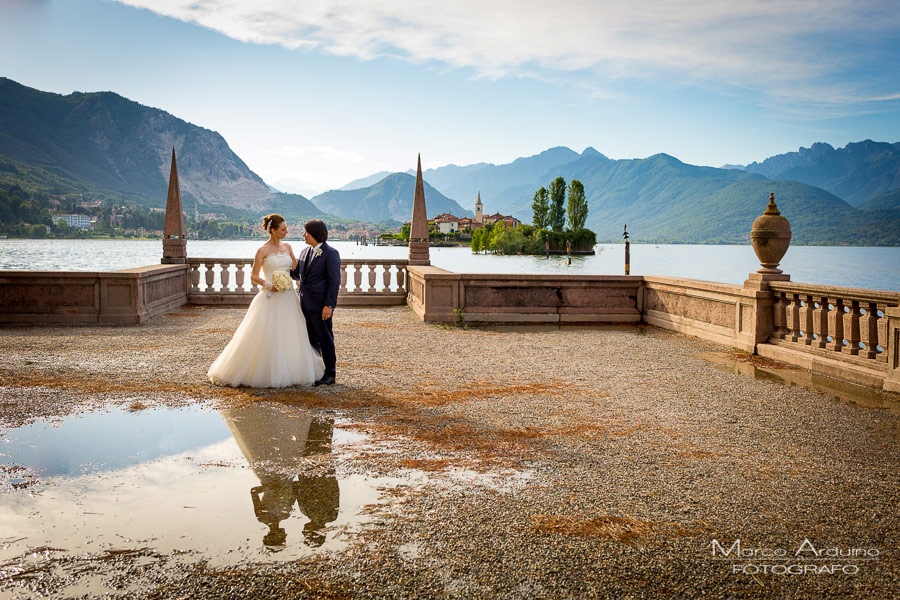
[314,375,336,386]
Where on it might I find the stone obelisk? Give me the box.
[408,154,430,266]
[161,147,187,264]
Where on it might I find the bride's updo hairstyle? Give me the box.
[262,213,285,233]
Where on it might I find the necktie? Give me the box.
[304,249,314,272]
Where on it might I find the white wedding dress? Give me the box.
[208,253,325,388]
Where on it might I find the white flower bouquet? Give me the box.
[267,271,293,297]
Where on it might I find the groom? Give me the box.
[291,219,341,386]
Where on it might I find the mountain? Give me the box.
[739,141,900,207]
[311,173,473,223]
[859,188,900,211]
[498,152,900,244]
[339,171,395,191]
[340,142,900,244]
[422,146,591,213]
[0,77,323,218]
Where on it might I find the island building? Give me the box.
[419,192,520,234]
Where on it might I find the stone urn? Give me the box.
[750,192,791,274]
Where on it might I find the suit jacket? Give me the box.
[290,242,341,313]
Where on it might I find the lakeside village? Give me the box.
[0,189,395,242]
[0,176,595,255]
[0,186,521,246]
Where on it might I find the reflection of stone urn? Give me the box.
[751,193,791,274]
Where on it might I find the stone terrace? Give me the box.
[1,306,899,599]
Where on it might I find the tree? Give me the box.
[471,228,483,253]
[566,179,588,231]
[548,176,566,232]
[532,187,549,229]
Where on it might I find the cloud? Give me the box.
[114,0,900,108]
[252,144,370,195]
[266,145,366,164]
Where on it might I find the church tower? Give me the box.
[475,192,483,224]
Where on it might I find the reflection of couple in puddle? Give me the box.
[221,404,340,550]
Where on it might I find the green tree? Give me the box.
[30,224,48,238]
[400,223,410,242]
[548,176,566,232]
[471,228,483,253]
[532,186,549,229]
[566,179,588,231]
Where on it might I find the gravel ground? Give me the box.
[1,305,899,599]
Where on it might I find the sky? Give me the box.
[2,0,899,198]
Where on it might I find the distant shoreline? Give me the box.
[0,235,895,247]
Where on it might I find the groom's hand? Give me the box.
[322,306,333,320]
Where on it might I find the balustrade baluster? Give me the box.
[353,265,362,292]
[847,300,862,355]
[220,262,231,292]
[368,264,377,292]
[190,263,201,293]
[204,262,215,292]
[876,304,889,363]
[801,294,814,345]
[340,264,348,292]
[860,301,879,359]
[787,293,802,343]
[382,264,391,292]
[829,298,845,352]
[772,292,788,339]
[398,266,407,293]
[235,264,246,293]
[813,296,828,349]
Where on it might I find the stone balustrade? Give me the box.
[187,258,407,306]
[0,264,189,324]
[764,282,899,368]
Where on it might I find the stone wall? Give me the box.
[642,276,765,353]
[0,265,189,325]
[407,267,642,325]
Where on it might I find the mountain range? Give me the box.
[2,76,899,243]
[313,173,471,223]
[343,143,900,244]
[0,77,322,219]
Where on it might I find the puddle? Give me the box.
[0,403,413,574]
[698,351,900,415]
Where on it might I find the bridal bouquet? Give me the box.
[267,271,293,297]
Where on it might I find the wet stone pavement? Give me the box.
[1,305,899,599]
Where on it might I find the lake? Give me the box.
[1,239,898,291]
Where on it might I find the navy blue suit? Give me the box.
[290,242,341,377]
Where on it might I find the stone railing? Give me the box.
[0,264,189,325]
[406,266,900,391]
[406,265,643,324]
[759,282,900,380]
[187,258,408,306]
[642,276,767,353]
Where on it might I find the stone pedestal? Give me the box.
[162,238,187,264]
[885,307,900,393]
[743,272,791,345]
[743,193,792,346]
[408,240,430,266]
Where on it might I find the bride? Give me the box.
[207,214,325,388]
